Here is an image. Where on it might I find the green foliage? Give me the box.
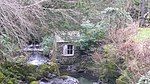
[0,71,5,82]
[116,70,129,84]
[132,0,141,6]
[41,0,76,9]
[41,35,54,55]
[116,76,128,84]
[99,61,121,84]
[98,44,125,84]
[38,63,58,75]
[58,21,80,30]
[27,76,37,82]
[0,34,19,61]
[100,7,133,29]
[80,20,105,49]
[115,0,127,8]
[13,55,27,63]
[79,7,132,49]
[0,61,58,83]
[7,78,19,84]
[75,0,92,16]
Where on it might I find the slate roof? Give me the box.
[56,31,80,42]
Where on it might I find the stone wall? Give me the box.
[57,42,79,65]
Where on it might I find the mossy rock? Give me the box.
[30,81,39,84]
[0,71,5,82]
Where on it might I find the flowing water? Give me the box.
[25,44,98,84]
[24,44,48,65]
[27,54,98,84]
[27,52,49,65]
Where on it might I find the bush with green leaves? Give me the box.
[99,60,121,84]
[41,35,54,55]
[80,6,133,49]
[80,20,105,50]
[0,61,58,83]
[0,34,19,61]
[98,44,123,84]
[100,7,133,29]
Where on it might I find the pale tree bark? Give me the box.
[140,0,146,27]
[51,32,60,76]
[51,32,57,63]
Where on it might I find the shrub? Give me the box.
[0,61,58,83]
[0,71,5,82]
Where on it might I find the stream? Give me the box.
[27,54,98,84]
[25,45,99,84]
[27,54,99,84]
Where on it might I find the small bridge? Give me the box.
[23,44,43,52]
[23,44,49,65]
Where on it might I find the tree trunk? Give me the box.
[140,0,146,27]
[51,32,57,63]
[51,32,60,76]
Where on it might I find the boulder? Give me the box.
[39,76,79,84]
[62,76,79,84]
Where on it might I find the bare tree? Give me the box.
[140,0,149,27]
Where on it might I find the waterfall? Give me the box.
[23,44,49,65]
